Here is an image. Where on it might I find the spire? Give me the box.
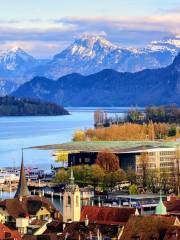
[155,191,167,215]
[70,163,74,185]
[14,149,30,199]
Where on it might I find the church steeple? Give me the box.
[155,191,167,215]
[63,164,81,222]
[70,164,75,185]
[14,149,30,198]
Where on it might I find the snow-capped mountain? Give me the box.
[0,47,35,71]
[41,34,179,79]
[12,52,180,107]
[0,79,17,96]
[149,34,180,51]
[0,47,47,95]
[0,34,180,96]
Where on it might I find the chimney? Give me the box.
[85,215,89,226]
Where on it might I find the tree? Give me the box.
[54,169,68,184]
[104,169,126,191]
[89,164,105,190]
[73,129,86,141]
[68,165,91,186]
[168,124,177,137]
[129,184,138,195]
[96,149,120,172]
[146,169,159,193]
[147,121,155,140]
[138,152,148,188]
[126,166,137,184]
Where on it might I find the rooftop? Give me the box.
[32,141,179,153]
[120,215,177,240]
[0,196,57,218]
[80,206,135,225]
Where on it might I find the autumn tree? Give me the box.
[147,121,155,140]
[73,129,86,141]
[96,149,120,172]
[138,152,149,188]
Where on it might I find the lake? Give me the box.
[0,110,93,169]
[0,107,129,169]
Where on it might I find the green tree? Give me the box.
[89,164,105,190]
[68,165,91,186]
[146,169,159,193]
[126,166,137,184]
[104,169,126,191]
[54,169,68,184]
[129,184,138,195]
[168,125,177,137]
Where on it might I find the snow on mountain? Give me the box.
[0,79,18,96]
[0,47,37,71]
[0,47,47,95]
[42,34,180,79]
[0,34,180,96]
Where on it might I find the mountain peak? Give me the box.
[74,34,115,49]
[10,46,24,53]
[63,34,118,59]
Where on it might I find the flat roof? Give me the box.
[31,141,179,153]
[108,194,162,199]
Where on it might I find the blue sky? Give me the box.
[0,0,179,58]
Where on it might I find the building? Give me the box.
[119,215,180,240]
[63,167,81,222]
[0,222,21,240]
[165,198,180,217]
[80,205,135,225]
[106,193,164,215]
[47,141,179,178]
[0,150,61,236]
[155,195,167,215]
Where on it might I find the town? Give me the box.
[0,0,180,239]
[1,118,180,239]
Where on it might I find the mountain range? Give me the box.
[12,52,180,107]
[1,34,180,96]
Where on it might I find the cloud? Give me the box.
[0,10,179,58]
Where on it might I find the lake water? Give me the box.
[0,107,130,169]
[0,110,94,169]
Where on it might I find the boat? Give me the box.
[4,167,45,181]
[0,169,19,183]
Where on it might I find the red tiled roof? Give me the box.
[163,225,180,240]
[23,233,58,240]
[0,222,21,240]
[60,222,119,240]
[165,199,180,214]
[120,215,177,240]
[80,206,135,225]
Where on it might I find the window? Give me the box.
[85,158,90,163]
[68,196,71,206]
[148,152,155,156]
[76,196,79,207]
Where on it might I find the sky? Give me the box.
[0,0,180,58]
